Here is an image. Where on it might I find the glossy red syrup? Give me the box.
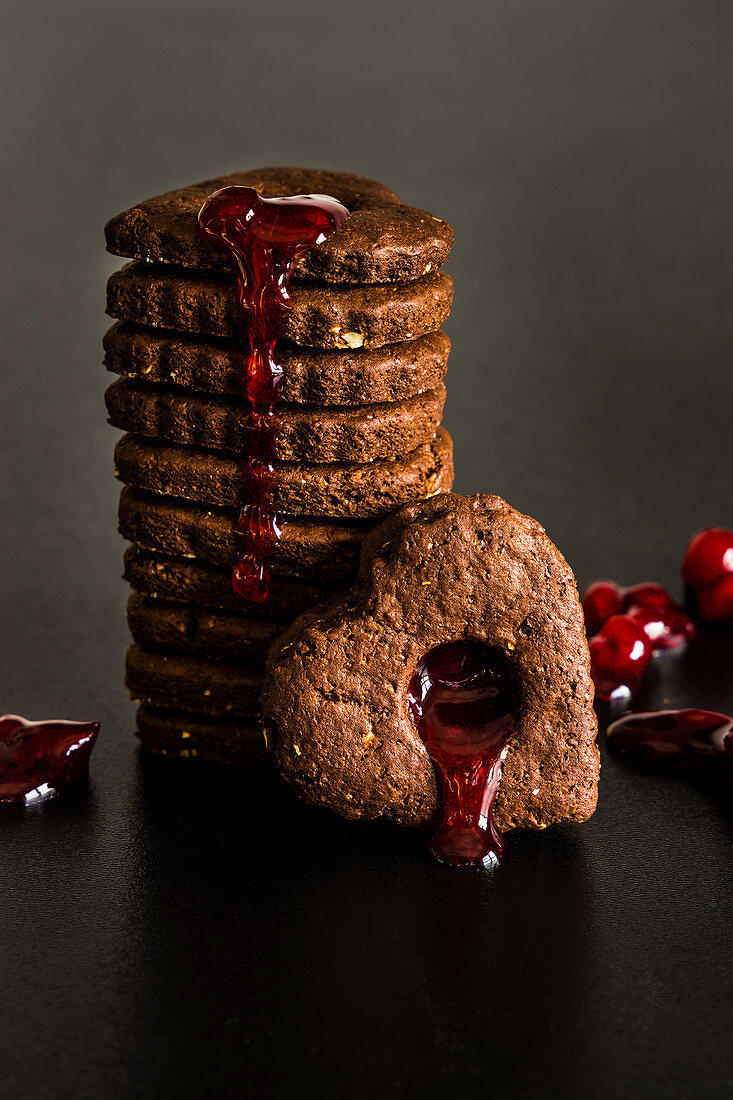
[682,527,733,625]
[407,642,519,868]
[0,714,100,806]
[607,709,733,774]
[198,186,349,601]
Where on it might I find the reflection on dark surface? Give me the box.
[125,752,597,1096]
[598,625,733,832]
[116,623,733,1095]
[633,624,733,716]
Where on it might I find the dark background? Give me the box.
[1,1,732,1097]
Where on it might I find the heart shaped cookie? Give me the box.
[262,493,599,843]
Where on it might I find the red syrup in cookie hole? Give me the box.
[198,186,350,602]
[0,714,100,806]
[407,641,520,869]
[607,709,733,774]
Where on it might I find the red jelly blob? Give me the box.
[588,615,653,703]
[407,641,519,869]
[607,708,733,773]
[0,714,100,806]
[682,528,733,626]
[198,186,350,602]
[582,580,625,636]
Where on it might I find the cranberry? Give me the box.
[682,528,733,626]
[624,582,673,613]
[695,574,733,625]
[681,528,733,589]
[626,602,696,650]
[622,582,696,650]
[583,579,694,652]
[588,615,653,703]
[582,580,625,636]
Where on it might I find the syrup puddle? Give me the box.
[0,715,100,807]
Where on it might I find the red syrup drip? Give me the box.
[198,186,350,602]
[606,709,733,775]
[407,642,519,869]
[0,714,100,806]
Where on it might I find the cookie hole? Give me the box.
[405,641,521,867]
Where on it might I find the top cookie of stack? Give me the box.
[104,167,455,763]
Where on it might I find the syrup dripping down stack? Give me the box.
[104,168,454,763]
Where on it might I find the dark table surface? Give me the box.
[2,2,732,1097]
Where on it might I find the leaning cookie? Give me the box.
[261,493,599,834]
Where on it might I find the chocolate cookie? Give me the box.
[124,546,345,614]
[106,378,446,462]
[136,704,266,764]
[105,168,452,284]
[107,263,453,350]
[126,645,263,717]
[104,323,450,406]
[119,488,368,578]
[127,594,284,662]
[115,430,454,518]
[262,494,599,833]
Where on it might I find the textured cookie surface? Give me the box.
[262,493,599,833]
[106,377,446,462]
[119,488,368,578]
[104,323,450,406]
[115,430,454,518]
[107,263,453,350]
[127,594,284,662]
[105,167,452,284]
[126,645,263,717]
[136,704,267,764]
[124,546,346,615]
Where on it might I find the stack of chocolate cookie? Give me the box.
[104,168,454,764]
